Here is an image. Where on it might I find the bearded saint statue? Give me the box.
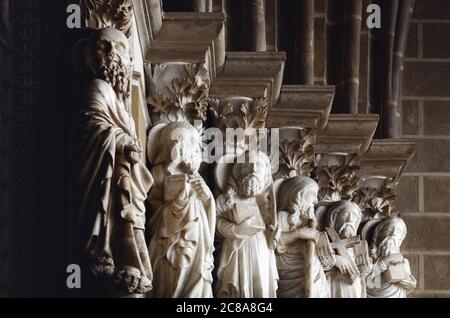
[77,28,153,296]
[215,150,279,298]
[365,216,416,298]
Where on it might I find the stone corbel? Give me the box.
[354,139,416,221]
[265,85,334,180]
[312,114,379,202]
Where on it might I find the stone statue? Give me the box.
[322,200,371,298]
[147,121,216,298]
[215,150,279,298]
[78,28,153,296]
[365,216,416,298]
[276,176,332,298]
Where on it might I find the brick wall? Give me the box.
[397,0,450,298]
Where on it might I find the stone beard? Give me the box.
[366,217,416,298]
[147,122,216,298]
[78,28,153,296]
[215,151,279,298]
[276,176,330,298]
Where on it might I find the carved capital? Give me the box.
[148,62,210,125]
[354,177,399,221]
[80,0,134,37]
[313,154,360,202]
[275,130,315,179]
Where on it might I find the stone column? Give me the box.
[326,0,362,113]
[246,0,266,51]
[193,0,206,12]
[294,0,314,84]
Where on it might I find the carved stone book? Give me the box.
[233,201,265,229]
[163,174,187,202]
[383,262,411,283]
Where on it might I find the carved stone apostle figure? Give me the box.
[215,150,279,298]
[147,122,216,298]
[365,217,416,298]
[276,176,331,298]
[323,200,371,298]
[78,28,153,296]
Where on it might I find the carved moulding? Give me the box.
[80,0,134,37]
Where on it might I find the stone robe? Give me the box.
[327,247,362,298]
[148,165,216,298]
[276,212,329,298]
[79,79,153,292]
[367,258,416,298]
[215,195,278,298]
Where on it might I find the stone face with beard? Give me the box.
[92,27,132,103]
[326,201,365,298]
[215,151,279,298]
[366,217,416,298]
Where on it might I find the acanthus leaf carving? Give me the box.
[354,177,399,221]
[148,63,210,126]
[80,0,134,37]
[313,155,360,202]
[276,131,315,179]
[211,97,269,133]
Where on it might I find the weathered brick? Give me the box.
[424,176,450,213]
[423,23,450,58]
[413,0,450,19]
[402,215,450,252]
[424,255,450,290]
[423,101,450,135]
[397,176,420,213]
[401,100,419,135]
[406,23,418,58]
[405,139,450,173]
[403,253,421,290]
[403,62,450,97]
[409,291,450,298]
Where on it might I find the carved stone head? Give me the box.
[328,200,362,239]
[370,216,407,259]
[158,121,203,174]
[88,27,132,101]
[278,176,319,228]
[228,151,272,198]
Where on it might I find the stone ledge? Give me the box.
[218,52,286,103]
[358,139,417,179]
[315,114,379,155]
[266,85,334,131]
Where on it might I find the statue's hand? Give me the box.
[235,216,265,237]
[189,177,211,202]
[335,255,360,277]
[126,150,141,164]
[397,277,416,290]
[297,227,320,243]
